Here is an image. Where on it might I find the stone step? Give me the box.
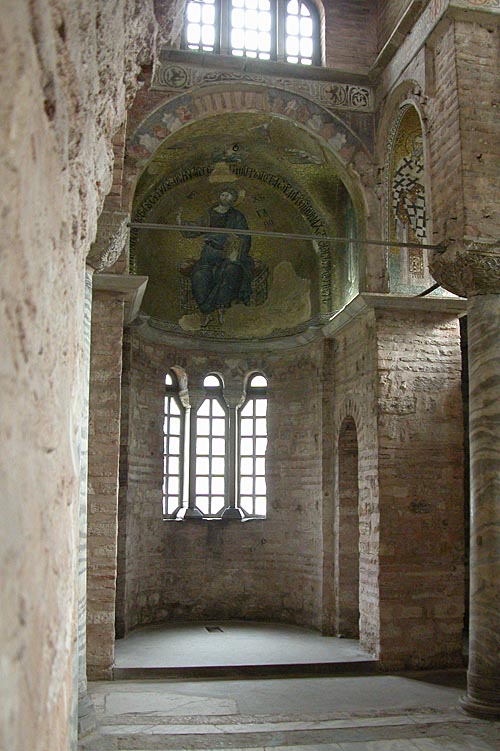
[112,660,379,681]
[81,709,482,750]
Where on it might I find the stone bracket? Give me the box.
[322,292,466,338]
[92,274,148,324]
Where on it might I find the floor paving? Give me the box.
[80,624,500,750]
[80,673,500,750]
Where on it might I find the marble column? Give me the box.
[431,241,500,719]
[77,268,97,739]
[222,394,244,520]
[461,293,500,718]
[185,391,204,519]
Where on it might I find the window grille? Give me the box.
[238,373,268,517]
[163,371,185,516]
[162,370,268,520]
[182,0,320,65]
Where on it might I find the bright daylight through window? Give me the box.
[163,371,268,520]
[183,0,320,65]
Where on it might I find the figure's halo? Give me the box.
[214,185,246,206]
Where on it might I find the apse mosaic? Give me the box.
[386,105,434,294]
[132,173,321,339]
[130,111,360,340]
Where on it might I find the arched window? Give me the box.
[163,370,185,516]
[193,374,228,516]
[238,373,268,518]
[284,0,317,65]
[162,370,268,520]
[182,0,320,65]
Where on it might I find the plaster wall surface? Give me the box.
[119,333,325,633]
[0,3,154,750]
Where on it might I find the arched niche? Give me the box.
[335,416,360,638]
[384,102,434,294]
[127,99,369,341]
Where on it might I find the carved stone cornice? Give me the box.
[153,53,373,113]
[87,210,130,272]
[430,240,500,298]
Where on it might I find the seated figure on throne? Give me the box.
[177,187,255,325]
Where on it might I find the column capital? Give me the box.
[87,210,129,272]
[430,239,500,298]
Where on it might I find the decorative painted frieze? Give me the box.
[153,62,373,113]
[454,0,500,7]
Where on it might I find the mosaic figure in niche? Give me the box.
[392,133,426,247]
[177,186,254,325]
[388,106,433,292]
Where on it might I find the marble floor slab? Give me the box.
[114,621,373,668]
[79,671,500,751]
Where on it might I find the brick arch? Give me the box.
[376,82,433,294]
[375,79,428,164]
[334,397,364,449]
[333,395,380,657]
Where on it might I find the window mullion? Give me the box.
[227,405,237,511]
[220,0,231,55]
[186,404,203,518]
[276,0,286,62]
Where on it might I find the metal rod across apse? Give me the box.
[128,221,443,252]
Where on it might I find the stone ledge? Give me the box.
[322,293,467,338]
[92,274,148,325]
[157,46,371,86]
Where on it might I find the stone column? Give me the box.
[221,380,245,520]
[86,273,148,677]
[77,268,97,739]
[185,391,204,519]
[431,241,500,719]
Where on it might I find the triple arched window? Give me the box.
[163,371,268,520]
[182,0,321,65]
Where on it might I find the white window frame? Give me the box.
[162,371,187,517]
[181,0,321,66]
[162,370,269,520]
[238,372,268,519]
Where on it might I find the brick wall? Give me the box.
[454,18,500,240]
[324,0,377,73]
[87,294,125,679]
[375,309,464,668]
[336,417,360,637]
[426,19,465,244]
[330,307,381,656]
[0,3,154,749]
[377,0,413,52]
[119,332,325,632]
